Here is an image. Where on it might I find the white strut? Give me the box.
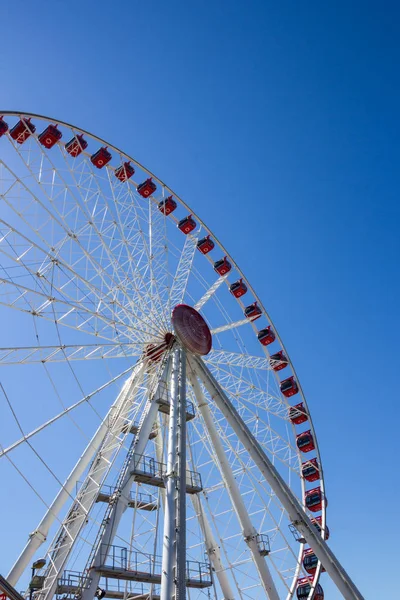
[7,361,145,587]
[192,355,365,600]
[188,366,280,600]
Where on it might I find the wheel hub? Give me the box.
[171,304,212,355]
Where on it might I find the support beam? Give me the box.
[0,574,25,600]
[211,318,251,335]
[79,362,167,600]
[188,368,279,600]
[176,349,187,600]
[192,355,365,600]
[160,349,180,600]
[39,363,147,600]
[7,361,145,587]
[160,346,187,600]
[190,495,235,600]
[194,275,227,310]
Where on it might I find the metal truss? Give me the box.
[0,112,364,600]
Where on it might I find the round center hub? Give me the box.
[171,304,212,355]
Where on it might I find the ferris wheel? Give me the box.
[0,112,363,600]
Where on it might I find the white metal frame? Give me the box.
[191,355,365,600]
[0,111,365,600]
[7,361,145,587]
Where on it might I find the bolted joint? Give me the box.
[29,529,47,543]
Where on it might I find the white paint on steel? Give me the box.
[0,111,353,598]
[7,361,144,586]
[79,364,167,600]
[190,493,235,600]
[39,362,146,600]
[194,275,227,310]
[169,233,199,311]
[0,343,141,365]
[192,355,365,600]
[188,365,280,600]
[0,365,137,459]
[204,348,272,370]
[160,348,180,600]
[211,318,252,335]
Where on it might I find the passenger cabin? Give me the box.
[230,279,247,298]
[10,118,36,144]
[137,177,157,197]
[178,215,197,234]
[269,350,288,371]
[280,376,299,397]
[65,134,88,157]
[0,117,9,137]
[244,302,262,321]
[38,124,62,148]
[303,548,325,575]
[158,196,177,215]
[305,486,326,513]
[115,162,135,182]
[302,458,320,482]
[257,326,275,346]
[257,325,275,346]
[197,235,215,254]
[214,257,232,276]
[296,578,324,600]
[289,402,308,425]
[311,516,330,540]
[296,430,315,453]
[91,147,112,169]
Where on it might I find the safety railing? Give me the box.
[131,455,202,491]
[97,546,212,586]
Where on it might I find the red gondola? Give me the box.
[305,486,326,513]
[137,177,157,197]
[65,134,88,157]
[280,376,299,397]
[115,161,135,182]
[303,548,325,575]
[269,350,288,371]
[38,124,62,149]
[10,118,36,144]
[257,326,275,346]
[311,516,330,540]
[296,577,324,600]
[230,279,247,298]
[214,257,231,276]
[0,117,9,137]
[197,235,215,254]
[302,458,320,482]
[296,430,315,453]
[178,215,197,234]
[288,402,308,425]
[158,196,177,215]
[91,147,112,169]
[244,302,262,321]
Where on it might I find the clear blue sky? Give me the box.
[2,1,399,597]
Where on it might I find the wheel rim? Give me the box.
[0,111,327,600]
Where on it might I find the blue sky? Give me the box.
[1,1,399,597]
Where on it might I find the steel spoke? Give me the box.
[211,317,254,335]
[0,363,139,459]
[0,343,141,365]
[169,232,199,310]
